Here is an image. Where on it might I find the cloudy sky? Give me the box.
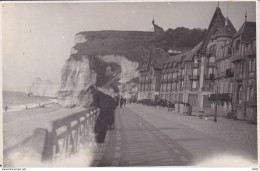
[2,1,256,92]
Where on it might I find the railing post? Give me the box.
[42,130,54,162]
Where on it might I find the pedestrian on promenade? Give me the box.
[119,96,123,108]
[123,98,126,106]
[4,105,8,112]
[89,86,117,143]
[115,96,119,107]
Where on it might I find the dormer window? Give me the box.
[194,58,198,64]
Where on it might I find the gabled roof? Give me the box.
[199,7,226,52]
[160,41,203,68]
[234,21,256,42]
[184,42,203,62]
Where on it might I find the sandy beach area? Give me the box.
[3,103,89,151]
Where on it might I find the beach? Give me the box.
[3,103,96,167]
[3,91,58,112]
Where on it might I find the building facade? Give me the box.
[137,7,256,121]
[231,21,256,120]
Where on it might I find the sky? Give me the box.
[2,1,257,92]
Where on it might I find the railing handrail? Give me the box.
[29,106,100,163]
[51,106,97,130]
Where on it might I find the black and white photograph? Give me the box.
[1,0,258,168]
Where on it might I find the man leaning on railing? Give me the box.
[89,86,117,143]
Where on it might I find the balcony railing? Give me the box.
[190,87,199,91]
[225,69,234,78]
[168,78,173,82]
[172,77,178,82]
[235,73,243,80]
[188,75,199,80]
[249,72,256,78]
[177,75,184,80]
[247,48,256,57]
[231,52,243,62]
[161,78,167,83]
[215,72,225,78]
[147,79,152,83]
[204,74,215,80]
[208,93,232,102]
[192,63,199,68]
[207,62,216,67]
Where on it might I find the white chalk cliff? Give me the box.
[26,77,58,97]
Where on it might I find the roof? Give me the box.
[199,7,226,52]
[219,18,237,37]
[234,21,256,42]
[160,42,203,68]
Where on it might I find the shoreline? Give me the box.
[3,99,59,113]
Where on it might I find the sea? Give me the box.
[2,91,58,112]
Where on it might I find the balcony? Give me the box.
[249,72,256,79]
[208,93,232,102]
[201,87,213,92]
[215,72,225,78]
[190,87,199,91]
[140,80,146,84]
[235,73,243,80]
[192,63,199,68]
[172,77,178,82]
[204,74,215,80]
[168,78,173,83]
[177,75,184,80]
[225,69,234,78]
[161,78,167,83]
[207,62,216,67]
[231,55,243,62]
[247,48,256,57]
[188,75,199,80]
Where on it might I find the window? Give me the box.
[192,81,197,89]
[247,87,250,101]
[209,56,215,63]
[235,40,240,51]
[252,59,256,71]
[208,68,213,74]
[193,68,198,75]
[194,58,198,64]
[168,83,171,90]
[249,60,252,72]
[249,59,256,72]
[229,82,233,93]
[238,86,243,104]
[172,83,175,90]
[240,63,243,73]
[250,87,254,101]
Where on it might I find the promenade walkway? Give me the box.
[92,104,257,167]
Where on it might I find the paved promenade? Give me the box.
[3,103,257,167]
[93,104,257,167]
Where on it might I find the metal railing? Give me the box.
[188,75,199,80]
[192,63,199,68]
[31,107,99,162]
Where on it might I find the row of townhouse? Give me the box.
[137,6,256,121]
